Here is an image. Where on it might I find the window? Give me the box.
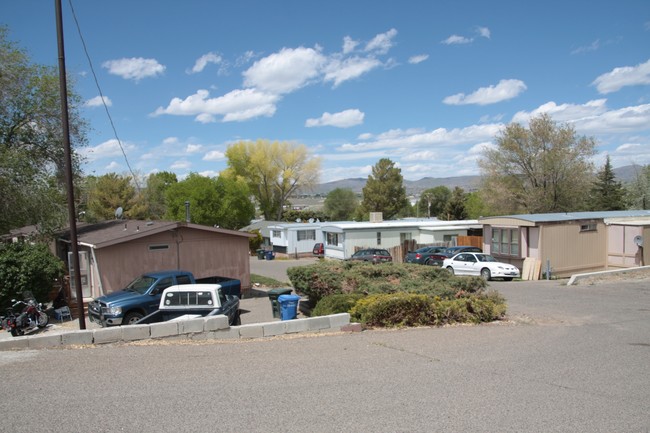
[176,275,192,285]
[491,228,519,257]
[580,223,597,232]
[326,232,340,246]
[272,230,281,238]
[377,232,382,246]
[163,291,214,307]
[400,232,412,242]
[297,230,315,241]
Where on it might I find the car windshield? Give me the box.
[125,276,157,294]
[476,254,498,262]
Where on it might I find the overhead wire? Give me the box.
[66,0,141,191]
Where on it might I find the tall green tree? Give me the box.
[324,188,359,221]
[165,173,254,229]
[360,158,409,220]
[589,156,626,211]
[479,114,596,214]
[0,27,88,233]
[626,164,650,210]
[138,171,178,220]
[224,139,321,220]
[442,187,468,220]
[85,173,137,221]
[418,186,451,218]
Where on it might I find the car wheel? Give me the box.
[480,268,491,281]
[123,312,144,325]
[424,258,431,266]
[446,266,455,275]
[37,311,49,328]
[503,277,513,281]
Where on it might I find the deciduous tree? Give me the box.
[627,164,650,209]
[442,187,468,220]
[0,27,88,233]
[324,188,359,221]
[479,114,595,214]
[224,140,321,221]
[418,186,451,218]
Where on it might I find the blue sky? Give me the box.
[3,0,650,183]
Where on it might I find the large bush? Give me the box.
[287,261,487,303]
[0,242,65,307]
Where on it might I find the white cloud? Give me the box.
[573,103,650,133]
[339,123,504,152]
[163,137,179,145]
[476,26,491,39]
[305,109,364,128]
[592,58,650,94]
[187,52,222,74]
[102,57,165,81]
[512,99,608,123]
[170,159,192,170]
[153,88,279,122]
[442,35,472,45]
[408,54,429,64]
[85,95,112,107]
[365,28,398,54]
[198,170,220,178]
[342,36,358,54]
[186,144,203,153]
[401,150,438,161]
[571,39,600,55]
[235,50,258,67]
[243,46,326,94]
[203,150,225,161]
[443,79,527,105]
[80,139,135,161]
[323,56,382,87]
[104,161,121,171]
[615,143,640,152]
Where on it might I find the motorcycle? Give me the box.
[2,292,49,337]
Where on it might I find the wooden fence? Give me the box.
[385,236,484,263]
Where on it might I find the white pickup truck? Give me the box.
[136,284,241,325]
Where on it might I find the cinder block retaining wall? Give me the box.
[0,313,352,351]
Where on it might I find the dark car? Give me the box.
[312,243,324,257]
[404,246,447,265]
[348,248,392,263]
[426,246,483,267]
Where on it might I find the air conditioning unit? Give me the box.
[369,212,383,223]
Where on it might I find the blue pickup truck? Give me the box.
[87,270,241,326]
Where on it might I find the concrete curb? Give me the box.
[567,265,650,285]
[0,313,352,351]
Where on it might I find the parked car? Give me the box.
[87,270,241,327]
[442,252,520,281]
[426,246,483,267]
[404,246,447,265]
[136,283,241,326]
[313,242,324,257]
[348,248,392,263]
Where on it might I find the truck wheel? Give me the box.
[233,310,241,326]
[123,312,143,325]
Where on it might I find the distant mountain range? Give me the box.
[305,164,642,196]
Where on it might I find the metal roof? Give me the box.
[479,210,650,224]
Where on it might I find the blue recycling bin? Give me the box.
[278,294,300,321]
[265,251,275,260]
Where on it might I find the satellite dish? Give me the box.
[308,218,314,223]
[634,235,643,247]
[295,218,301,223]
[115,207,123,219]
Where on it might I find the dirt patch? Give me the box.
[574,268,650,285]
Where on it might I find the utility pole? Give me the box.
[55,0,85,329]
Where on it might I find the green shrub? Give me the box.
[349,292,507,328]
[312,293,365,316]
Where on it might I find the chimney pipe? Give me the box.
[185,201,190,223]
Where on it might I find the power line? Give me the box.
[67,0,141,191]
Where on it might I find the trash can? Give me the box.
[265,251,275,260]
[278,294,300,321]
[256,249,265,260]
[267,288,293,318]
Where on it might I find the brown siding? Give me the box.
[540,222,607,277]
[94,228,250,295]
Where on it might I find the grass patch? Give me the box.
[250,274,288,287]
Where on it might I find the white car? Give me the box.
[442,252,520,281]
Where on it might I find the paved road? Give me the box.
[0,262,648,432]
